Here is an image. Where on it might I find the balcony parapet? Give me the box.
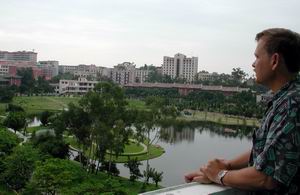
[139,182,248,195]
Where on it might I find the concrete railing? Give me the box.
[139,182,248,195]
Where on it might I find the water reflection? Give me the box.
[159,121,254,144]
[160,126,195,144]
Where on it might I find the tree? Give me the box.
[79,82,134,173]
[231,67,248,84]
[5,104,24,112]
[135,97,165,184]
[0,128,19,174]
[17,68,35,94]
[0,128,19,157]
[124,158,143,182]
[31,130,69,159]
[151,170,163,187]
[63,103,91,166]
[40,111,52,126]
[28,158,82,195]
[99,161,120,176]
[1,144,40,192]
[34,76,54,93]
[4,111,26,133]
[143,167,155,184]
[0,87,14,103]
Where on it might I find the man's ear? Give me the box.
[271,53,280,71]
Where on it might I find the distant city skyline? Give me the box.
[1,0,299,76]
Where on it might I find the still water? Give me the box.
[117,124,253,187]
[29,116,253,187]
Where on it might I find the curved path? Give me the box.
[70,136,148,156]
[119,139,147,155]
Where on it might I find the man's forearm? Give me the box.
[227,150,251,170]
[222,167,277,190]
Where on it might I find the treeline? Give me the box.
[125,88,265,118]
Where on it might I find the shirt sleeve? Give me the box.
[253,100,300,186]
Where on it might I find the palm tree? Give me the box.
[152,171,163,187]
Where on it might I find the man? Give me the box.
[185,28,300,194]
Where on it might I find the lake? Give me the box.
[29,116,253,187]
[117,123,253,187]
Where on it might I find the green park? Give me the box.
[0,70,264,194]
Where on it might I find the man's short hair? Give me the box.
[256,28,300,73]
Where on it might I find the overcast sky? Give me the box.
[1,0,299,75]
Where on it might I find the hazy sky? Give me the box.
[1,0,299,75]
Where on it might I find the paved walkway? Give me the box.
[6,128,31,144]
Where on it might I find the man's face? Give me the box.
[252,38,274,86]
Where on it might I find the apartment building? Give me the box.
[110,62,151,85]
[110,62,135,85]
[134,68,150,83]
[162,53,198,82]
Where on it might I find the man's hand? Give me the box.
[184,170,212,184]
[201,159,228,183]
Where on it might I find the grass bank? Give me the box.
[178,110,260,127]
[65,136,165,163]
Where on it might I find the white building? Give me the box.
[59,64,111,79]
[110,62,152,85]
[0,64,9,76]
[197,72,219,81]
[162,53,198,82]
[58,77,98,95]
[59,65,77,74]
[134,68,150,83]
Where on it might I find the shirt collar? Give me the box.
[269,76,299,103]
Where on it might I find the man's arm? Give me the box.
[184,150,251,184]
[226,150,251,170]
[202,159,277,190]
[222,167,277,190]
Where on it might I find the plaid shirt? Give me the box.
[249,77,300,195]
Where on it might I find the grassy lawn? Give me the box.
[113,144,164,163]
[0,103,6,115]
[178,110,260,127]
[0,97,144,114]
[124,142,144,153]
[12,96,80,114]
[26,125,48,134]
[65,136,165,163]
[127,99,146,110]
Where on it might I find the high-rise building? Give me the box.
[0,50,42,79]
[110,62,135,85]
[0,50,37,67]
[162,53,198,82]
[38,61,59,80]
